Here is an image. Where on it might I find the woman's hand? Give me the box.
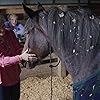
[19,49,37,61]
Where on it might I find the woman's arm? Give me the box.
[0,55,21,67]
[14,24,25,36]
[0,49,37,67]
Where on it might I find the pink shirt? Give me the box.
[0,29,23,86]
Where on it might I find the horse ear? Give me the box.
[37,2,45,11]
[22,3,35,19]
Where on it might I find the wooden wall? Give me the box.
[0,0,100,21]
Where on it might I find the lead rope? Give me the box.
[49,46,53,100]
[49,45,60,100]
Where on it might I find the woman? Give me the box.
[0,15,37,100]
[4,14,25,39]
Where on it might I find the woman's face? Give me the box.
[10,16,17,26]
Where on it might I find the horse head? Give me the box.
[22,3,51,68]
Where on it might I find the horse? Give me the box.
[23,3,100,100]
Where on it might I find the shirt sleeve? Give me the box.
[14,24,25,36]
[0,55,22,67]
[4,21,10,28]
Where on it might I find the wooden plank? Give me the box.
[0,4,88,14]
[57,57,66,78]
[0,5,37,14]
[40,58,58,64]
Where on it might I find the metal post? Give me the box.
[78,0,81,7]
[52,0,55,4]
